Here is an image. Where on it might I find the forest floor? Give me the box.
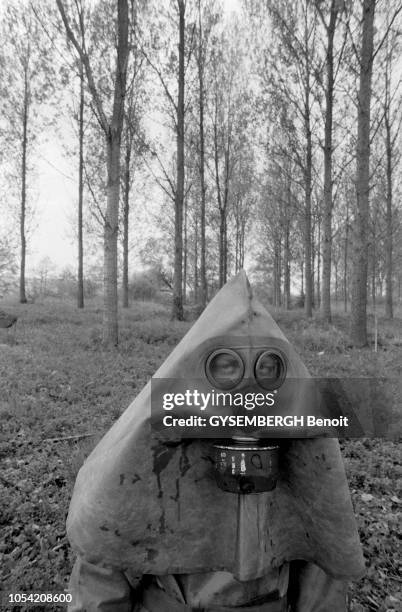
[0,297,401,611]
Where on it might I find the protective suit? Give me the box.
[67,272,365,611]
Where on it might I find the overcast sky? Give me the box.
[32,140,76,272]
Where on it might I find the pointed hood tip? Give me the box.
[231,269,253,301]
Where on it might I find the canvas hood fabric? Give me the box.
[67,272,365,582]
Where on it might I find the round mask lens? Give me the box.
[206,350,244,389]
[255,351,286,390]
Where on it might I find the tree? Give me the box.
[381,15,402,319]
[121,34,147,309]
[209,23,251,288]
[316,0,343,323]
[56,0,130,345]
[122,108,132,310]
[211,36,232,287]
[267,0,320,317]
[77,58,85,309]
[33,0,91,309]
[196,0,208,307]
[1,1,53,304]
[350,0,376,347]
[138,0,192,320]
[194,0,218,306]
[173,0,186,320]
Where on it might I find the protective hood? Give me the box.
[67,272,365,581]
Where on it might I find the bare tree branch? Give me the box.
[55,0,109,132]
[373,3,402,60]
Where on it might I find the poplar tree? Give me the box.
[56,0,129,345]
[1,1,53,304]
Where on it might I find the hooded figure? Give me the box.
[67,272,364,612]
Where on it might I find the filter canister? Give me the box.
[212,438,280,494]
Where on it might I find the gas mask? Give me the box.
[206,347,286,495]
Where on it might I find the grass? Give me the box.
[0,297,401,611]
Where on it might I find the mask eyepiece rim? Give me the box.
[254,349,287,390]
[205,348,244,390]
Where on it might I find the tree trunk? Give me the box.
[239,217,245,269]
[321,1,338,322]
[384,117,393,318]
[183,195,188,304]
[334,256,338,303]
[214,86,230,289]
[343,202,349,312]
[303,17,313,317]
[122,138,131,309]
[103,136,121,345]
[370,207,377,309]
[273,236,282,307]
[283,223,291,310]
[102,0,129,345]
[316,217,321,309]
[214,115,225,289]
[311,222,315,309]
[194,215,199,302]
[20,75,28,304]
[77,60,84,309]
[304,124,313,317]
[223,213,228,284]
[235,201,239,273]
[104,2,129,343]
[197,1,207,308]
[172,0,185,320]
[283,177,291,310]
[350,0,375,347]
[222,142,230,285]
[371,243,376,309]
[219,209,227,288]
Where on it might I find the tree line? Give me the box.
[0,0,401,347]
